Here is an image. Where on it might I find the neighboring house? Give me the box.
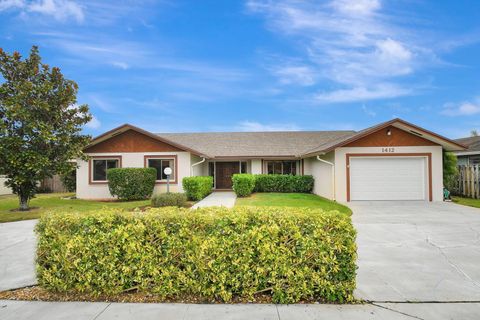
[77,118,466,202]
[0,175,13,196]
[454,136,480,165]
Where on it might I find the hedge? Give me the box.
[36,207,356,303]
[182,176,213,201]
[107,168,156,200]
[151,193,187,207]
[232,174,256,197]
[254,174,314,193]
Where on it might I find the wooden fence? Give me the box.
[39,175,69,193]
[457,165,480,199]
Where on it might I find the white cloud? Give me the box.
[441,98,480,116]
[0,0,84,22]
[235,121,301,132]
[361,104,376,117]
[273,65,316,86]
[331,0,380,16]
[29,0,83,22]
[85,115,101,129]
[315,84,412,103]
[247,0,430,103]
[111,61,129,70]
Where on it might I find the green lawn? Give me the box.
[235,192,351,215]
[0,193,150,223]
[452,196,480,209]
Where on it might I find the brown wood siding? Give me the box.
[85,130,184,153]
[345,126,439,148]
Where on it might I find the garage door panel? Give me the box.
[350,157,426,201]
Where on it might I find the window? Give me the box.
[92,158,119,182]
[241,161,247,173]
[266,161,297,175]
[147,158,175,181]
[471,156,480,165]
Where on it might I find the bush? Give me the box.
[60,169,76,192]
[182,176,213,201]
[232,174,256,197]
[151,193,187,207]
[107,168,156,201]
[254,175,314,193]
[36,207,356,303]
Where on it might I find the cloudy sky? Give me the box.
[0,0,479,138]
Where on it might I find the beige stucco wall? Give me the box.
[333,146,443,202]
[76,151,192,199]
[303,153,335,200]
[0,176,13,195]
[251,159,262,174]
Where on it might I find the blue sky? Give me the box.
[0,0,479,138]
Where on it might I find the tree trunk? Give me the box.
[18,194,30,211]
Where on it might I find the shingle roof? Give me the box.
[157,131,356,158]
[455,136,480,152]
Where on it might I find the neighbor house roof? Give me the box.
[454,136,480,154]
[157,131,356,158]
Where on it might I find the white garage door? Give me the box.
[350,157,427,201]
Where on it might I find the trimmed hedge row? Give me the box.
[232,174,256,197]
[151,193,187,207]
[36,207,357,303]
[182,176,213,201]
[254,174,314,193]
[107,168,156,200]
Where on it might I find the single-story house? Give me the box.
[77,118,466,202]
[454,136,480,165]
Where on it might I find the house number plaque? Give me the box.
[382,147,395,153]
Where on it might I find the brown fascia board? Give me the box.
[85,123,210,158]
[300,118,467,157]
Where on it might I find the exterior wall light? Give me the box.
[387,129,392,136]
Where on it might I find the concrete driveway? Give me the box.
[350,201,480,302]
[0,220,37,291]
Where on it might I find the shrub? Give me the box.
[36,207,356,303]
[60,169,76,192]
[107,168,156,201]
[151,193,187,207]
[182,176,213,201]
[254,174,314,193]
[232,174,256,197]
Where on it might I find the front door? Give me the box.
[215,162,239,189]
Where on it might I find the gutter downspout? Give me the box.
[191,157,206,176]
[316,155,336,201]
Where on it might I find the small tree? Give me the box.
[443,151,458,192]
[0,46,91,210]
[471,129,478,137]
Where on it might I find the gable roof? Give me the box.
[454,136,480,153]
[85,124,209,157]
[302,118,467,156]
[86,119,466,159]
[157,131,356,158]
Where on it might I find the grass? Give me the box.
[452,196,480,209]
[0,193,150,223]
[235,192,351,215]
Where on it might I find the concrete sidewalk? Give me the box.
[0,220,37,291]
[2,300,480,319]
[191,191,237,209]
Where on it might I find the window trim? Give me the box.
[144,155,178,184]
[264,160,299,175]
[89,156,122,184]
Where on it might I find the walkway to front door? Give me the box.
[191,192,237,209]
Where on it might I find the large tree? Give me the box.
[0,46,92,210]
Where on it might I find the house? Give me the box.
[0,176,12,196]
[454,136,480,165]
[77,118,466,202]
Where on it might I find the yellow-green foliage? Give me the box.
[36,207,357,303]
